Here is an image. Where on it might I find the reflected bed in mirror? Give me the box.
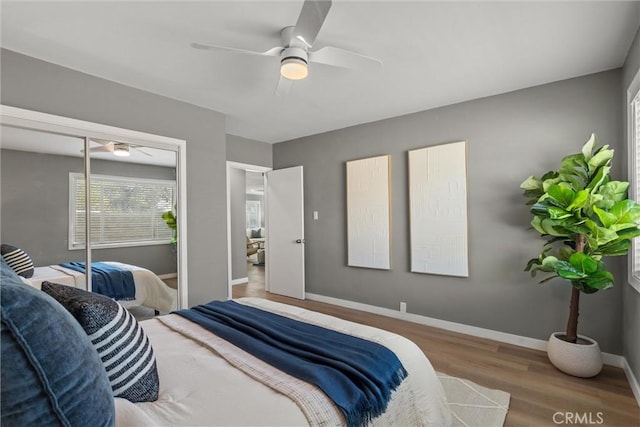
[1,107,186,313]
[22,262,176,313]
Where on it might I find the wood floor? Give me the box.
[234,263,639,427]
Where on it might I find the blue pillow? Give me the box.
[0,259,115,426]
[41,281,159,403]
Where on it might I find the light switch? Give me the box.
[313,211,319,220]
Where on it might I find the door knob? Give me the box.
[295,239,305,244]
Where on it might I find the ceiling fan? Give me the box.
[85,141,152,157]
[191,0,382,96]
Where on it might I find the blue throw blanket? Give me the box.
[59,262,135,301]
[175,300,407,427]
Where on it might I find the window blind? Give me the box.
[70,173,175,249]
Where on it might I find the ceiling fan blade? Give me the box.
[191,42,282,57]
[88,141,115,152]
[290,0,332,47]
[274,76,295,97]
[309,46,383,70]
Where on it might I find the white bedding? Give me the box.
[23,262,177,312]
[115,297,452,426]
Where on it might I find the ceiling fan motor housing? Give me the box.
[281,46,308,65]
[280,47,309,80]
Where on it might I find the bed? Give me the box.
[2,257,451,426]
[21,261,177,313]
[114,297,452,426]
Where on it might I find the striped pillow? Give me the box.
[1,244,34,278]
[41,282,159,402]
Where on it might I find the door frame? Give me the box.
[226,161,271,299]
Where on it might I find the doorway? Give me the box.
[226,161,271,299]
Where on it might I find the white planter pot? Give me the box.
[547,332,603,378]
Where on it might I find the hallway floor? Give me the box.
[233,262,266,299]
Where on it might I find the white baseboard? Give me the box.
[622,358,640,406]
[231,277,248,286]
[305,292,628,371]
[157,273,177,280]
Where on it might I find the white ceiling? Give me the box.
[1,1,639,144]
[1,125,177,167]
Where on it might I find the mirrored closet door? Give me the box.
[0,106,187,311]
[1,125,88,280]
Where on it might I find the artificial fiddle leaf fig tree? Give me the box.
[521,134,640,344]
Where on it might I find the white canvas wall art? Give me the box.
[409,141,469,276]
[346,155,391,270]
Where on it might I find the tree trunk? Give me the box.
[565,234,585,343]
[565,287,580,343]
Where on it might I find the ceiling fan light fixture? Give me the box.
[280,57,308,80]
[113,143,130,157]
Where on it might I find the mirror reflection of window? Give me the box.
[69,173,176,249]
[246,200,261,229]
[88,142,179,314]
[245,170,265,234]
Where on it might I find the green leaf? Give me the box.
[525,257,541,272]
[595,239,631,256]
[542,177,562,192]
[587,144,613,173]
[614,228,640,240]
[547,207,572,219]
[531,203,552,217]
[599,181,629,203]
[558,173,585,191]
[560,154,588,179]
[538,218,573,237]
[547,184,576,208]
[558,246,574,261]
[566,190,589,211]
[583,271,614,291]
[162,210,177,230]
[593,205,617,228]
[555,260,585,279]
[568,252,598,274]
[611,200,640,224]
[581,133,597,160]
[586,165,610,193]
[520,176,542,191]
[585,219,619,246]
[531,216,546,234]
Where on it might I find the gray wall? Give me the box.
[227,134,273,168]
[622,27,640,385]
[1,49,228,306]
[1,149,177,275]
[229,168,247,280]
[274,70,625,354]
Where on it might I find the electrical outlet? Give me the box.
[400,302,407,313]
[313,211,318,220]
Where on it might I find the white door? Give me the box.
[265,166,305,299]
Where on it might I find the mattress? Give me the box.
[114,297,452,426]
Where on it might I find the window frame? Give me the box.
[628,69,640,293]
[68,172,177,250]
